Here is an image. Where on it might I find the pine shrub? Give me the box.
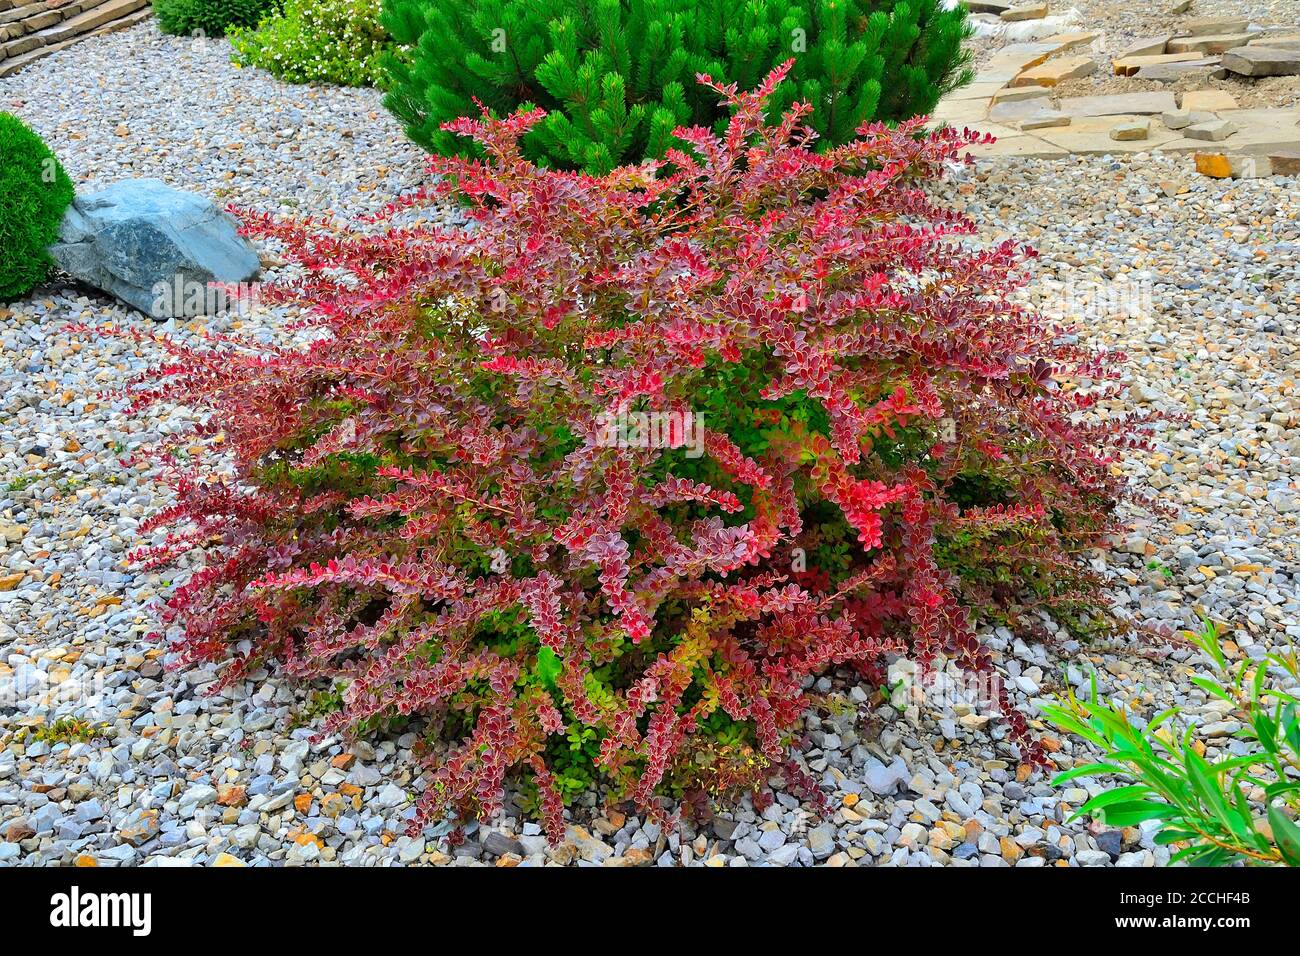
[155,0,281,37]
[127,68,1150,840]
[381,0,974,174]
[0,114,74,303]
[231,0,390,87]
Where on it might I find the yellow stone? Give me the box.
[1000,837,1024,862]
[1011,56,1096,88]
[213,853,246,867]
[1181,89,1239,112]
[319,793,345,819]
[1195,153,1234,179]
[1042,31,1101,53]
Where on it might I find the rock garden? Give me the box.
[0,0,1298,870]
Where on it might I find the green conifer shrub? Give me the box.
[0,114,75,303]
[155,0,281,37]
[381,0,974,174]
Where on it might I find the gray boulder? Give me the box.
[49,179,259,318]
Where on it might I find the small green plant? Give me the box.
[289,682,347,728]
[1044,619,1300,866]
[0,114,74,302]
[231,0,390,87]
[29,718,106,745]
[1146,559,1173,581]
[154,0,280,37]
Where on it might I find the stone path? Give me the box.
[0,0,151,77]
[942,7,1300,175]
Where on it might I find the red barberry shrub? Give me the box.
[127,63,1153,841]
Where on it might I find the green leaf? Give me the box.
[1185,747,1240,836]
[1075,793,1175,827]
[1051,762,1129,785]
[1189,677,1232,703]
[1267,804,1300,866]
[1169,843,1231,867]
[534,647,562,690]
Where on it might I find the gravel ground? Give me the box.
[1,20,1298,867]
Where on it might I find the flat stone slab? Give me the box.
[1269,150,1300,175]
[1249,34,1300,51]
[1019,110,1071,130]
[984,40,1073,75]
[1180,89,1239,111]
[932,97,993,126]
[991,85,1053,105]
[963,0,1014,12]
[1175,17,1249,38]
[1157,108,1300,155]
[1222,46,1300,77]
[945,80,1007,102]
[955,121,1070,159]
[1168,33,1253,55]
[1060,91,1179,117]
[965,135,1070,159]
[1001,2,1047,21]
[1120,35,1171,58]
[1011,55,1097,87]
[1042,32,1101,53]
[989,98,1061,124]
[1033,115,1183,154]
[1134,57,1223,82]
[1114,52,1207,75]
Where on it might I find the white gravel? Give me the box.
[1,19,1297,867]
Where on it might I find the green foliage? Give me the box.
[154,0,280,37]
[22,718,106,745]
[381,0,974,173]
[1044,619,1300,866]
[0,114,74,303]
[231,0,391,87]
